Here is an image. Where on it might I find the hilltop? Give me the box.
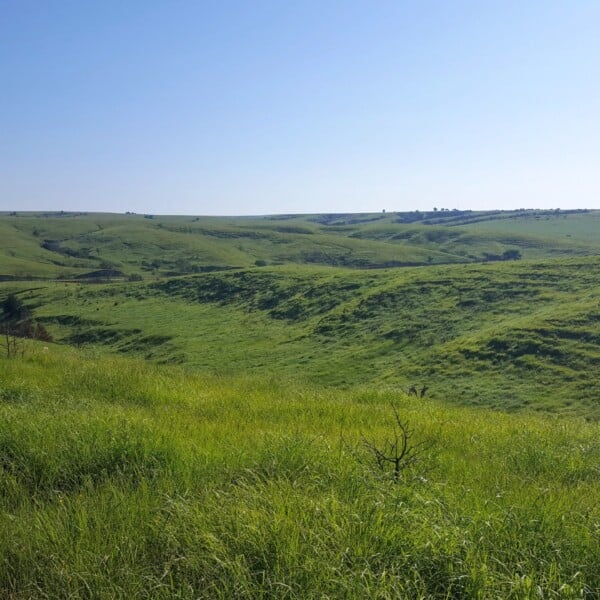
[1,208,598,279]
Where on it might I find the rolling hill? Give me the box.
[1,209,599,418]
[2,209,600,597]
[1,208,598,279]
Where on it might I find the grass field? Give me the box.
[1,209,598,279]
[3,255,599,417]
[1,210,599,597]
[1,347,598,598]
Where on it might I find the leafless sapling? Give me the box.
[361,405,430,482]
[0,324,26,358]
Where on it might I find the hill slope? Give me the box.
[1,209,598,279]
[1,211,599,595]
[1,210,599,417]
[4,256,599,418]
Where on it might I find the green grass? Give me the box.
[1,347,598,598]
[1,209,599,596]
[460,210,600,243]
[1,209,598,279]
[5,255,599,417]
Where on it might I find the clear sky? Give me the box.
[1,1,599,215]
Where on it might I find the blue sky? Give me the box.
[1,1,599,215]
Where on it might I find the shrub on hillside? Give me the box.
[1,294,53,357]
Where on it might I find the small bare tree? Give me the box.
[0,324,26,358]
[0,294,50,358]
[361,405,429,482]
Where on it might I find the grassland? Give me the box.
[1,209,599,417]
[1,209,599,597]
[1,346,599,598]
[1,209,598,279]
[2,255,599,418]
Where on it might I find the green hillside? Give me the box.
[1,210,599,418]
[1,210,600,596]
[1,209,598,280]
[3,258,599,417]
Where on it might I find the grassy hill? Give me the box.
[1,210,600,597]
[1,209,598,279]
[1,347,598,597]
[1,209,599,417]
[3,255,599,418]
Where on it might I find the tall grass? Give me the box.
[1,347,598,598]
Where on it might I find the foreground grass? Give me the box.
[1,347,599,598]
